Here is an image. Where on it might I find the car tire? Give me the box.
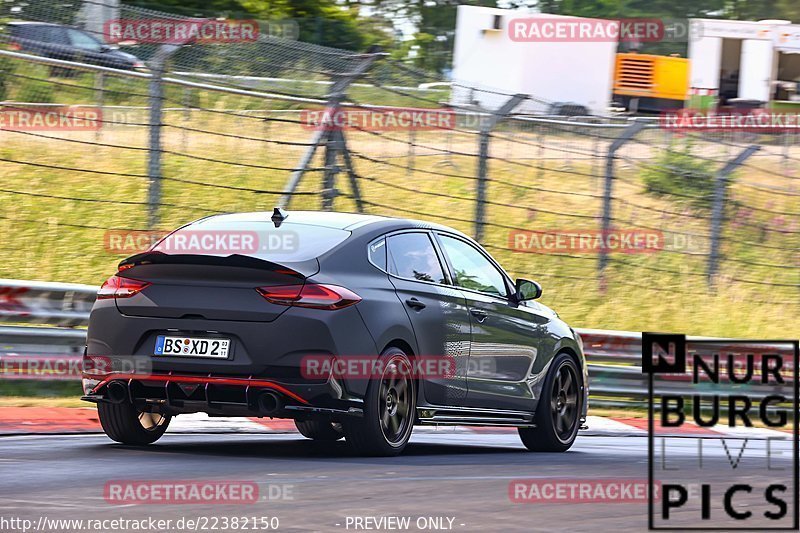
[342,348,416,456]
[97,402,170,445]
[295,419,344,441]
[519,352,582,452]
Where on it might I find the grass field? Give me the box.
[1,60,799,340]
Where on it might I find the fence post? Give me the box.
[707,145,761,285]
[281,49,383,211]
[182,87,191,152]
[339,130,364,213]
[321,126,342,211]
[598,121,648,281]
[94,72,104,141]
[474,94,525,242]
[536,122,545,185]
[407,129,416,178]
[146,44,180,229]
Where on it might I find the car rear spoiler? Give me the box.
[118,251,318,279]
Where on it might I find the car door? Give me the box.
[434,232,550,411]
[383,231,472,407]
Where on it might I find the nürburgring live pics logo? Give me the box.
[644,333,799,530]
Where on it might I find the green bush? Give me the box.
[642,139,718,210]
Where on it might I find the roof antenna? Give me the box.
[271,207,288,228]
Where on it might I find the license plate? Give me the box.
[154,336,231,358]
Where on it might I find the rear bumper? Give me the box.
[85,297,381,413]
[82,371,363,419]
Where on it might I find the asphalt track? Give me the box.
[0,429,795,532]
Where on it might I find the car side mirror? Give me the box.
[515,278,542,301]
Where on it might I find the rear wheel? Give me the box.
[97,402,170,445]
[294,419,344,441]
[519,352,581,452]
[342,348,416,456]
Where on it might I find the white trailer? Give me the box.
[451,6,618,116]
[688,18,800,109]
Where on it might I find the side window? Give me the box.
[67,29,102,51]
[386,233,446,284]
[438,235,507,297]
[368,237,386,271]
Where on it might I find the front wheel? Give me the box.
[519,352,582,452]
[342,348,416,456]
[97,402,170,445]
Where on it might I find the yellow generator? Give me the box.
[613,53,689,113]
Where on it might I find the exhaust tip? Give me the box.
[258,391,282,414]
[106,381,128,404]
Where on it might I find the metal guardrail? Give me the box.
[0,278,96,327]
[0,279,94,381]
[0,280,789,408]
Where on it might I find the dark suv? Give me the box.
[82,210,588,456]
[7,21,145,71]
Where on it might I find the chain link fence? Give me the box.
[0,0,798,337]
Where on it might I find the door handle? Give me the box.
[405,298,426,310]
[470,308,488,322]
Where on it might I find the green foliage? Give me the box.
[371,0,496,74]
[16,72,55,103]
[641,139,718,209]
[124,0,393,52]
[0,380,82,397]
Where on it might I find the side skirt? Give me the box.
[415,405,536,428]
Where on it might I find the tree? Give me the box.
[123,0,393,51]
[368,0,497,74]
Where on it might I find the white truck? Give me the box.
[688,18,800,110]
[451,5,618,116]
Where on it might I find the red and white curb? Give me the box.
[0,408,791,439]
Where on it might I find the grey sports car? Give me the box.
[82,209,588,456]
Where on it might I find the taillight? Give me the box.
[256,283,361,310]
[97,275,150,300]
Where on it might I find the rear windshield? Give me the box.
[152,220,350,262]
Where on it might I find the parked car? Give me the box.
[82,210,588,456]
[6,21,145,71]
[547,102,591,117]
